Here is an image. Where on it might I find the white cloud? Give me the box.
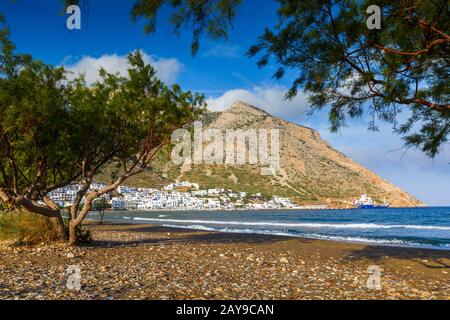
[205,85,310,121]
[63,51,183,85]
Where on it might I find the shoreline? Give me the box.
[89,209,450,252]
[130,221,450,252]
[112,221,450,255]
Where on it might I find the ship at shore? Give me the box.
[353,194,390,209]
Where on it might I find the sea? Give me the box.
[90,207,450,250]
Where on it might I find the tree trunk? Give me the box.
[50,213,68,241]
[69,220,77,245]
[99,210,105,225]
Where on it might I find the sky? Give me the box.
[1,0,449,205]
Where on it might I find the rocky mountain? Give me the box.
[98,101,424,208]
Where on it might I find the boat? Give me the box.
[354,194,390,209]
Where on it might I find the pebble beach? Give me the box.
[0,223,449,300]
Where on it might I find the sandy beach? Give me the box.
[0,222,449,300]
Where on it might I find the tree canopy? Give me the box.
[75,0,449,157]
[247,0,450,157]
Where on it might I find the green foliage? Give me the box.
[130,0,242,54]
[0,211,58,244]
[0,17,77,197]
[64,0,241,54]
[92,197,111,211]
[73,223,92,244]
[248,0,449,157]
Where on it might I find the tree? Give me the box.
[64,51,205,244]
[92,197,110,225]
[67,0,448,157]
[0,15,77,240]
[0,16,205,244]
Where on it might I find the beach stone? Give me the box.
[280,257,289,264]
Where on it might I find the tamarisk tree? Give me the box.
[64,51,205,244]
[0,17,205,244]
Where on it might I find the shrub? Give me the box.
[0,211,93,245]
[75,224,93,244]
[0,211,59,245]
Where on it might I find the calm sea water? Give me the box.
[91,207,450,250]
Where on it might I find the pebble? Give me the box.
[280,257,289,264]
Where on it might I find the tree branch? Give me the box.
[374,38,448,56]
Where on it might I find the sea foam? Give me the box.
[133,217,450,231]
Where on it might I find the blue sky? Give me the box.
[1,0,449,205]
